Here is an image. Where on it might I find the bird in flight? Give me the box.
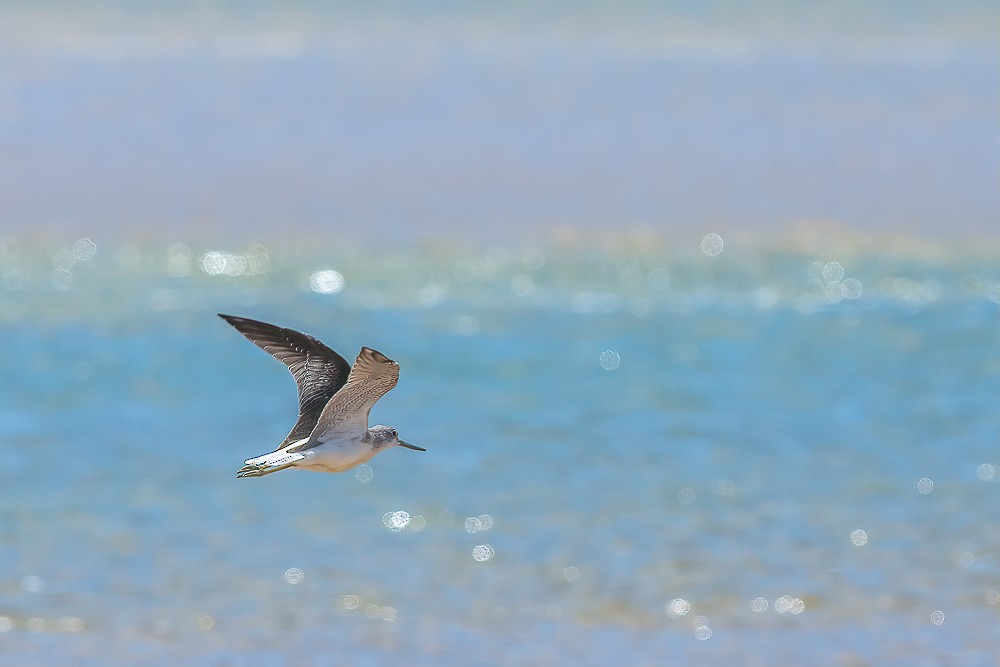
[218,314,424,478]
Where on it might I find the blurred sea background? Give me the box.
[1,2,998,665]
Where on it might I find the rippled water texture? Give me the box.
[0,235,997,665]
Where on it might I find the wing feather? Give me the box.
[218,314,351,451]
[298,346,399,449]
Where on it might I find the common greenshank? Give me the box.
[219,314,424,478]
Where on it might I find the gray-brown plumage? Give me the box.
[219,314,424,478]
[218,314,351,452]
[308,346,400,446]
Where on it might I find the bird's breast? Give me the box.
[300,437,374,473]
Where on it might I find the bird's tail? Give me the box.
[236,449,307,478]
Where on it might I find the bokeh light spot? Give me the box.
[384,511,411,532]
[822,261,845,282]
[472,544,494,561]
[842,277,864,299]
[667,598,691,616]
[309,269,345,294]
[774,595,805,614]
[200,251,227,275]
[710,479,736,497]
[701,233,724,256]
[599,350,621,370]
[72,237,97,262]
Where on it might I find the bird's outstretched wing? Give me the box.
[303,346,399,448]
[218,314,352,451]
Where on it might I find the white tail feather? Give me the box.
[245,451,306,467]
[238,443,309,478]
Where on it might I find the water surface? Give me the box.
[0,235,997,665]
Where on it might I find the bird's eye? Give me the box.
[390,428,397,437]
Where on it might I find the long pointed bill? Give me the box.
[399,440,426,451]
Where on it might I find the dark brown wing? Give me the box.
[218,314,351,451]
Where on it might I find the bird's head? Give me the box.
[369,424,425,452]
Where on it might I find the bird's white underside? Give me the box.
[244,435,378,473]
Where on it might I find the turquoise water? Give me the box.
[0,236,997,665]
[2,2,999,663]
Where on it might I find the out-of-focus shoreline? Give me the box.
[2,8,996,249]
[0,219,996,258]
[1,2,996,260]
